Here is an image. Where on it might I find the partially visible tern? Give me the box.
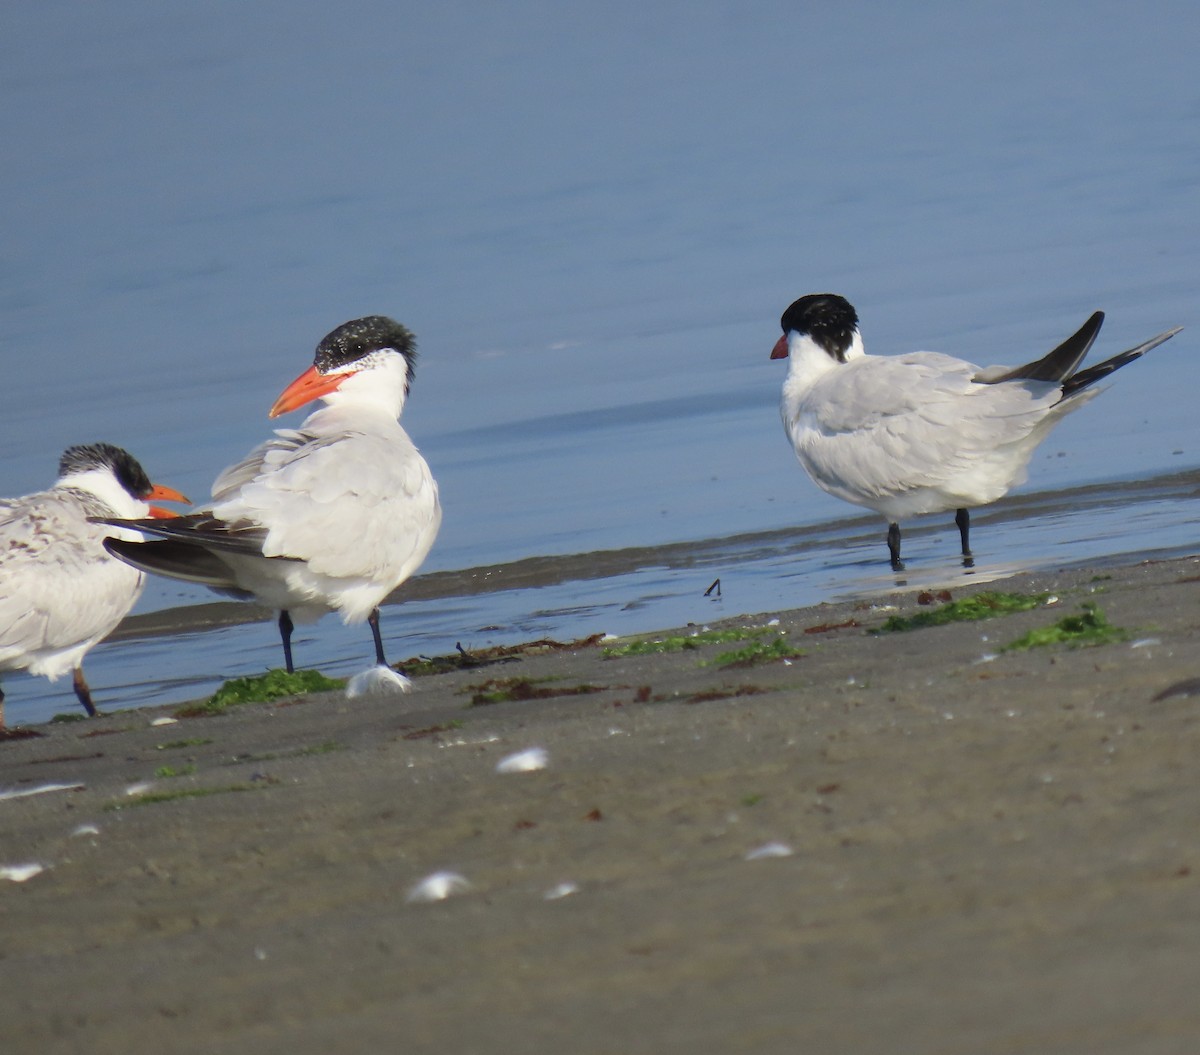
[771,293,1182,570]
[102,316,442,681]
[0,443,188,724]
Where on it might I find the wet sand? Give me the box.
[4,555,1200,1053]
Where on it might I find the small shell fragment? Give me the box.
[0,782,84,801]
[71,824,100,838]
[0,863,45,883]
[150,717,178,727]
[406,870,470,903]
[744,841,794,861]
[124,782,153,797]
[496,748,548,774]
[544,881,579,900]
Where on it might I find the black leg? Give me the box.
[887,522,905,571]
[368,608,388,667]
[72,667,98,717]
[955,508,975,568]
[0,684,6,729]
[278,610,295,674]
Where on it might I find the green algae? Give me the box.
[465,677,605,706]
[156,737,213,751]
[1002,604,1129,652]
[704,636,804,668]
[875,591,1050,633]
[604,627,770,658]
[176,669,345,717]
[106,783,266,810]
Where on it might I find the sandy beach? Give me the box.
[4,554,1200,1053]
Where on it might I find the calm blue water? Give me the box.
[2,1,1197,724]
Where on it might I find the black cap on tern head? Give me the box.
[59,443,153,499]
[780,294,859,363]
[315,316,417,375]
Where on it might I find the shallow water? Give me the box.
[12,470,1200,725]
[2,2,1198,724]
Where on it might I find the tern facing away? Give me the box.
[0,444,188,724]
[771,294,1182,570]
[102,316,442,687]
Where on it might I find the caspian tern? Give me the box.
[102,316,442,684]
[771,294,1182,570]
[0,443,188,725]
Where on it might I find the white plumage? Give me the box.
[0,444,187,723]
[103,316,441,674]
[772,294,1181,568]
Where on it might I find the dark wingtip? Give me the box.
[1061,324,1182,398]
[978,310,1106,386]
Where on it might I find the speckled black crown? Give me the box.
[314,316,417,379]
[59,443,152,499]
[780,293,859,363]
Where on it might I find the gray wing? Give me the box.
[795,353,1061,499]
[210,428,313,503]
[0,491,144,664]
[212,428,441,583]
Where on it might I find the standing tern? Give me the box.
[771,293,1182,570]
[102,316,442,686]
[0,443,188,725]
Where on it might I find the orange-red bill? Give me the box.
[269,365,349,418]
[146,483,189,519]
[770,334,789,360]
